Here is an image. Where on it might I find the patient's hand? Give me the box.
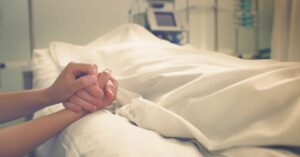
[64,69,118,113]
[95,69,118,109]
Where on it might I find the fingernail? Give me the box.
[107,80,113,86]
[110,90,115,98]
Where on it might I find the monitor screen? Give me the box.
[155,12,177,27]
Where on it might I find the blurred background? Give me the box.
[0,0,299,93]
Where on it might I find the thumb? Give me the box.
[69,75,97,93]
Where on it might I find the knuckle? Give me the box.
[79,77,90,87]
[76,90,85,96]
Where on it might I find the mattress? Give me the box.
[31,23,300,157]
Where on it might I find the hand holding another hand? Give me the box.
[46,62,118,113]
[46,62,99,105]
[63,69,118,113]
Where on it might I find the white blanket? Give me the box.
[32,24,300,157]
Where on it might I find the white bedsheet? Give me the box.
[32,24,300,157]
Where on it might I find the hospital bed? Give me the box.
[31,23,300,157]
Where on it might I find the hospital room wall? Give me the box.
[31,0,273,52]
[30,0,214,49]
[0,1,31,92]
[31,0,133,48]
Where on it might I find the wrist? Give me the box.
[62,109,88,120]
[41,87,60,106]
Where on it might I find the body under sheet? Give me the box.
[32,24,300,157]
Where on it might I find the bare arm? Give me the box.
[0,63,118,157]
[0,74,118,157]
[0,62,98,123]
[0,89,56,123]
[0,109,86,157]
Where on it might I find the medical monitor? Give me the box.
[155,12,177,26]
[147,9,182,32]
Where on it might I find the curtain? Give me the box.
[271,0,300,61]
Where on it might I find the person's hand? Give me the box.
[64,69,118,113]
[63,87,103,113]
[95,69,118,109]
[45,62,101,105]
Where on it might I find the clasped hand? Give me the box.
[65,68,118,113]
[47,62,118,113]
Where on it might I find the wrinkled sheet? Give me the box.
[32,24,300,157]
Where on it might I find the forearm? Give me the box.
[0,88,56,123]
[0,109,86,157]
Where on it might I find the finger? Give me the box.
[84,84,104,98]
[84,85,101,98]
[105,77,118,99]
[110,76,119,94]
[92,64,99,87]
[66,62,98,78]
[105,80,115,99]
[68,75,97,94]
[63,101,82,113]
[76,89,101,105]
[105,77,118,100]
[69,95,97,112]
[98,79,118,108]
[98,69,111,89]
